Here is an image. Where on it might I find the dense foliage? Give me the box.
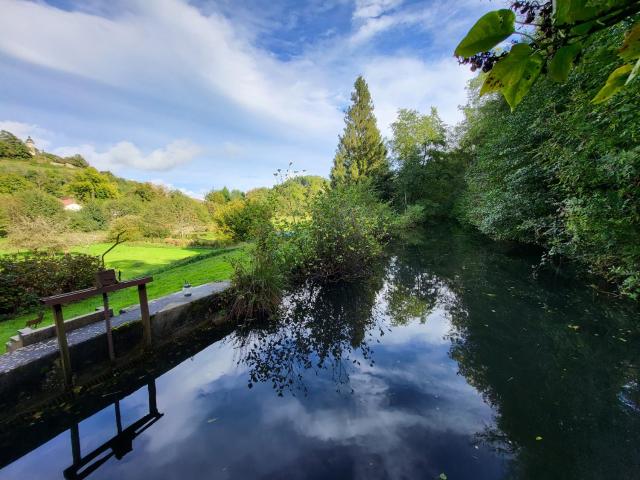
[0,131,31,159]
[454,24,640,298]
[0,252,100,316]
[226,179,413,320]
[282,183,396,282]
[389,108,466,218]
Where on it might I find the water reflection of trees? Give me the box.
[232,273,387,396]
[232,244,464,397]
[422,224,640,479]
[449,304,640,479]
[233,222,640,478]
[382,256,450,326]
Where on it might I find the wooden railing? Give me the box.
[41,276,153,388]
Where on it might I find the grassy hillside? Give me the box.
[0,157,80,177]
[73,243,216,279]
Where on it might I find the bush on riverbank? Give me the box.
[285,183,395,282]
[226,182,411,320]
[0,252,101,316]
[225,247,285,321]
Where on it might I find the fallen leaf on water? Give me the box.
[535,436,543,441]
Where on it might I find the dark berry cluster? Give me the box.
[458,51,508,73]
[512,1,554,37]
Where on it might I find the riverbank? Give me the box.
[0,281,232,411]
[0,244,247,348]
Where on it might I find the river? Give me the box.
[1,223,638,479]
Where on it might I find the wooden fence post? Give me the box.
[138,284,152,347]
[52,304,72,388]
[102,292,115,361]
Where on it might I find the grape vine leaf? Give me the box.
[549,42,582,82]
[592,63,633,103]
[454,9,515,58]
[553,0,621,25]
[480,44,544,110]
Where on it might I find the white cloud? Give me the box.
[0,0,341,139]
[0,0,495,190]
[364,56,474,132]
[353,0,403,19]
[0,120,51,149]
[54,140,201,172]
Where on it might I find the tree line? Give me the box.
[326,20,638,299]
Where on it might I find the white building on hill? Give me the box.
[61,197,82,211]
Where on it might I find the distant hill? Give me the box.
[0,129,150,201]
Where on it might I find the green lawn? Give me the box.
[72,243,215,279]
[0,244,247,349]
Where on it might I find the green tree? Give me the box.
[142,191,208,239]
[63,154,89,168]
[65,167,119,201]
[330,76,389,189]
[389,108,465,217]
[205,189,228,205]
[0,131,31,159]
[70,201,108,232]
[131,182,159,202]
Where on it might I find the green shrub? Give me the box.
[70,201,108,232]
[0,194,17,237]
[109,215,145,241]
[393,204,426,230]
[12,190,64,220]
[215,197,272,241]
[455,26,640,298]
[103,197,143,218]
[226,247,284,321]
[7,216,69,251]
[0,252,101,316]
[274,183,394,283]
[0,173,32,194]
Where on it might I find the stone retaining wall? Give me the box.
[6,310,114,353]
[0,282,231,404]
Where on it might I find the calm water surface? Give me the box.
[1,225,638,479]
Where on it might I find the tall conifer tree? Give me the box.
[330,76,388,188]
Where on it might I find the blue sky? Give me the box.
[0,0,499,197]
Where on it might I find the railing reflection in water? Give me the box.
[63,380,163,480]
